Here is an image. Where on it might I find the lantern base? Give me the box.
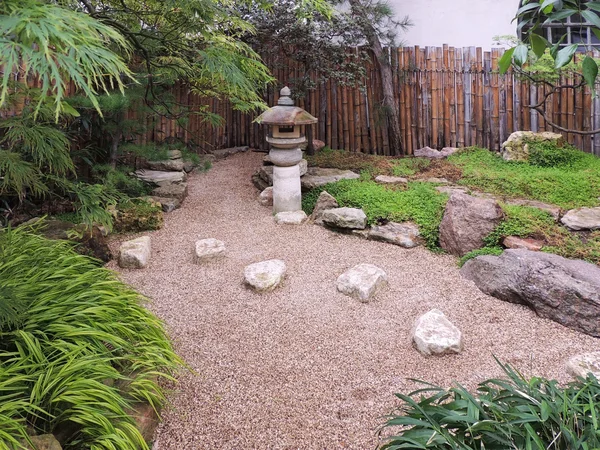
[272,165,302,213]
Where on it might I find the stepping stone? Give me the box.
[310,191,339,224]
[367,222,422,248]
[274,210,307,225]
[506,199,561,221]
[194,238,226,263]
[259,187,273,206]
[503,236,544,251]
[336,263,388,302]
[321,207,367,230]
[412,309,463,356]
[134,169,186,186]
[151,196,181,213]
[244,259,286,292]
[436,185,468,195]
[151,183,188,202]
[301,167,360,191]
[375,175,408,185]
[566,352,600,379]
[146,159,185,172]
[118,236,151,269]
[561,207,600,231]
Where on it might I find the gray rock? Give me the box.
[212,146,249,159]
[252,173,270,191]
[298,159,308,177]
[183,160,194,173]
[501,131,564,162]
[506,198,561,221]
[367,222,422,248]
[259,165,274,185]
[151,183,188,202]
[167,149,182,159]
[566,352,600,379]
[259,187,273,206]
[118,236,151,269]
[460,249,600,337]
[134,169,186,186]
[194,238,226,263]
[310,191,339,224]
[146,159,185,172]
[301,167,360,191]
[561,207,600,231]
[274,210,307,225]
[440,147,459,157]
[439,192,504,256]
[423,177,449,184]
[412,309,463,356]
[244,259,286,292]
[25,434,62,450]
[414,146,445,159]
[321,207,367,230]
[150,196,181,213]
[435,185,469,195]
[375,175,409,185]
[336,263,388,302]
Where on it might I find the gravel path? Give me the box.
[109,152,599,449]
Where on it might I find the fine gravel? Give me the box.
[108,151,599,449]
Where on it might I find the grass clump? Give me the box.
[458,246,503,267]
[303,179,447,249]
[0,227,183,449]
[379,361,600,449]
[449,147,600,209]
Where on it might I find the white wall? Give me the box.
[390,0,520,49]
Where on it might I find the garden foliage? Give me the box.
[0,227,182,449]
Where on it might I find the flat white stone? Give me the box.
[194,238,226,263]
[134,169,186,185]
[336,263,388,302]
[259,187,273,206]
[412,309,463,356]
[561,207,600,231]
[566,352,600,379]
[244,259,286,292]
[118,236,151,269]
[375,175,408,185]
[274,210,307,225]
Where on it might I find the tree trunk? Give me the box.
[348,0,403,156]
[305,92,315,155]
[109,129,122,169]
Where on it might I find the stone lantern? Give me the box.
[256,87,317,213]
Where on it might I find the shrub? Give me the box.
[302,179,447,249]
[94,165,153,198]
[379,361,600,449]
[0,227,182,449]
[527,141,585,168]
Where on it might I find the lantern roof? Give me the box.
[255,87,318,126]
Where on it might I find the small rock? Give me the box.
[298,159,308,177]
[436,185,468,195]
[336,263,388,302]
[310,191,339,224]
[423,177,449,184]
[118,236,151,269]
[367,222,422,248]
[151,183,188,202]
[194,238,226,263]
[146,159,185,172]
[259,187,273,206]
[212,146,249,159]
[313,139,326,151]
[412,309,463,356]
[503,236,544,251]
[263,154,274,165]
[439,192,504,256]
[274,210,307,225]
[566,352,600,379]
[244,259,286,292]
[414,146,445,159]
[259,165,274,185]
[321,207,367,230]
[128,401,159,444]
[25,434,62,450]
[167,149,182,160]
[375,175,409,185]
[151,196,181,213]
[561,207,600,231]
[183,160,194,173]
[301,167,360,191]
[441,147,459,157]
[252,173,270,191]
[506,199,561,221]
[134,169,186,186]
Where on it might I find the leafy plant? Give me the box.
[113,198,163,233]
[527,140,586,168]
[379,360,600,449]
[0,227,183,449]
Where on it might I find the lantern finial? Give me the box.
[277,86,294,106]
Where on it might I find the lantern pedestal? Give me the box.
[272,165,301,213]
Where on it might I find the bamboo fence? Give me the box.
[5,45,600,155]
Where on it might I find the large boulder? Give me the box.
[244,259,286,292]
[310,191,339,224]
[301,167,360,191]
[336,263,388,302]
[561,207,600,231]
[439,192,504,256]
[412,309,463,356]
[501,131,564,162]
[366,222,422,248]
[118,236,151,269]
[460,249,600,337]
[321,207,367,230]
